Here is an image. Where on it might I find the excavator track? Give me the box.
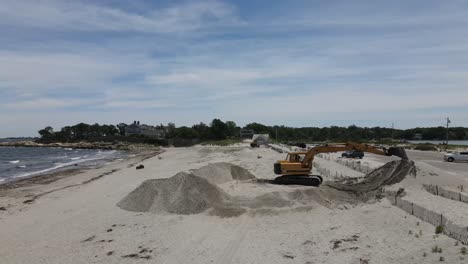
[273,175,322,186]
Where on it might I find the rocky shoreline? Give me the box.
[0,141,160,151]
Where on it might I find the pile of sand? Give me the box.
[191,162,256,185]
[117,166,318,216]
[118,163,257,216]
[118,160,417,216]
[326,160,416,194]
[117,172,236,215]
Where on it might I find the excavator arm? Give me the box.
[301,142,408,169]
[273,142,408,186]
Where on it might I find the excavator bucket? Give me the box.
[386,147,408,160]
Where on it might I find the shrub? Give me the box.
[461,247,467,255]
[432,245,442,253]
[414,144,438,151]
[435,225,444,234]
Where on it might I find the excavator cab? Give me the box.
[273,151,322,185]
[287,153,305,162]
[274,151,310,175]
[273,156,323,186]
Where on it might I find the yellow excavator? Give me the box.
[273,142,408,186]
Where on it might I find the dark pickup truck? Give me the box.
[341,150,364,159]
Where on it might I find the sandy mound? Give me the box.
[118,169,323,216]
[191,162,256,185]
[118,160,417,217]
[117,172,234,215]
[326,160,416,194]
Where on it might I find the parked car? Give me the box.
[341,150,364,159]
[443,152,468,162]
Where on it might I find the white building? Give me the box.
[252,134,270,146]
[125,121,165,139]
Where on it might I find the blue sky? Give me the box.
[1,0,468,137]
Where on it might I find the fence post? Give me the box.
[436,185,439,196]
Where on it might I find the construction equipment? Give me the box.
[273,142,408,186]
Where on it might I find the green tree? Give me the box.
[210,119,228,140]
[38,126,55,140]
[166,123,176,138]
[101,124,118,136]
[72,123,90,140]
[175,126,199,139]
[89,123,102,137]
[225,121,237,138]
[55,126,73,142]
[192,122,210,139]
[117,123,127,136]
[452,127,466,140]
[244,122,269,134]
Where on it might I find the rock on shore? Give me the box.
[0,141,158,151]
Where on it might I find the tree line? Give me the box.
[38,119,468,143]
[38,123,120,142]
[242,123,468,142]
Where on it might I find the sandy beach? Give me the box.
[1,144,467,264]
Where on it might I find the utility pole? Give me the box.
[275,127,278,144]
[446,117,451,145]
[391,122,394,141]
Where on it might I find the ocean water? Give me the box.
[407,140,468,146]
[0,147,126,183]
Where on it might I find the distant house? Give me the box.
[240,129,254,139]
[252,134,270,146]
[125,121,165,139]
[413,133,423,140]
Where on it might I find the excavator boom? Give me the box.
[301,142,407,168]
[273,142,408,186]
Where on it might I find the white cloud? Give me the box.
[265,0,468,30]
[0,0,238,33]
[3,97,90,110]
[2,0,468,137]
[102,99,173,109]
[147,69,262,86]
[0,51,132,91]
